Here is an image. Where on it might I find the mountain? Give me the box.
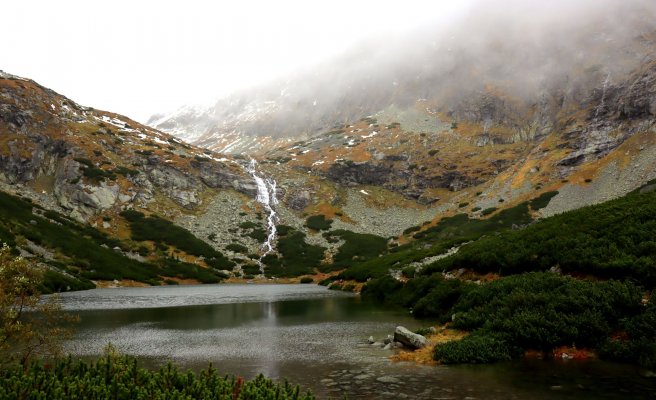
[2,4,656,292]
[148,1,656,155]
[0,70,261,289]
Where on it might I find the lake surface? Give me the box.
[58,284,656,399]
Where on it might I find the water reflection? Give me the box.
[58,284,656,400]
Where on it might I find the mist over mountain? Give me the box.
[148,0,656,153]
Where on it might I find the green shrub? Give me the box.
[0,356,315,399]
[242,264,262,275]
[426,190,656,286]
[321,229,387,271]
[263,228,325,277]
[113,166,139,177]
[451,273,641,352]
[481,207,497,216]
[119,210,233,269]
[434,333,514,364]
[318,276,338,286]
[239,221,258,229]
[528,191,558,210]
[73,157,93,167]
[306,215,333,231]
[0,191,232,287]
[300,277,314,284]
[599,297,656,369]
[403,226,421,235]
[401,266,416,278]
[246,228,266,242]
[40,270,95,292]
[226,243,248,254]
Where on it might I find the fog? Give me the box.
[150,0,656,140]
[4,0,656,128]
[1,0,468,122]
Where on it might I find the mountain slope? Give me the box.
[0,71,264,289]
[148,2,656,155]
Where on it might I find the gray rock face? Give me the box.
[0,135,70,184]
[194,161,257,197]
[393,326,428,349]
[558,61,656,168]
[325,160,393,187]
[324,159,485,200]
[53,159,121,219]
[286,189,311,210]
[146,165,202,208]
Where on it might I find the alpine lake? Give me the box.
[55,283,656,399]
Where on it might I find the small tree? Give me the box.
[0,243,78,366]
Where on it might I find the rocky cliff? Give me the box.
[0,71,257,222]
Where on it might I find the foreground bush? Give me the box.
[434,333,515,364]
[0,355,315,400]
[430,273,649,365]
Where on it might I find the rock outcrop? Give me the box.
[0,74,253,221]
[393,326,428,349]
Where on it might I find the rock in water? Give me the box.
[393,326,428,349]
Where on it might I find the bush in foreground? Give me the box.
[0,355,315,400]
[429,273,649,365]
[434,333,516,364]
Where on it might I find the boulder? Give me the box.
[286,189,311,210]
[393,326,428,349]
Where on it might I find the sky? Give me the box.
[1,0,471,122]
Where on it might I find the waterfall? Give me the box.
[245,159,279,271]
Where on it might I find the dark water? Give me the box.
[57,284,656,399]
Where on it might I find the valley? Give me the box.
[2,1,656,398]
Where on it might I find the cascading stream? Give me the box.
[245,159,279,273]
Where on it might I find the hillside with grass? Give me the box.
[0,190,231,292]
[359,186,656,367]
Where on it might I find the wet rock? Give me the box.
[394,326,428,349]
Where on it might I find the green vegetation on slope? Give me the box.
[321,229,388,272]
[262,226,325,277]
[434,273,645,364]
[0,356,314,400]
[336,194,553,283]
[424,190,656,287]
[120,210,234,270]
[0,190,227,289]
[360,189,656,367]
[305,215,333,231]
